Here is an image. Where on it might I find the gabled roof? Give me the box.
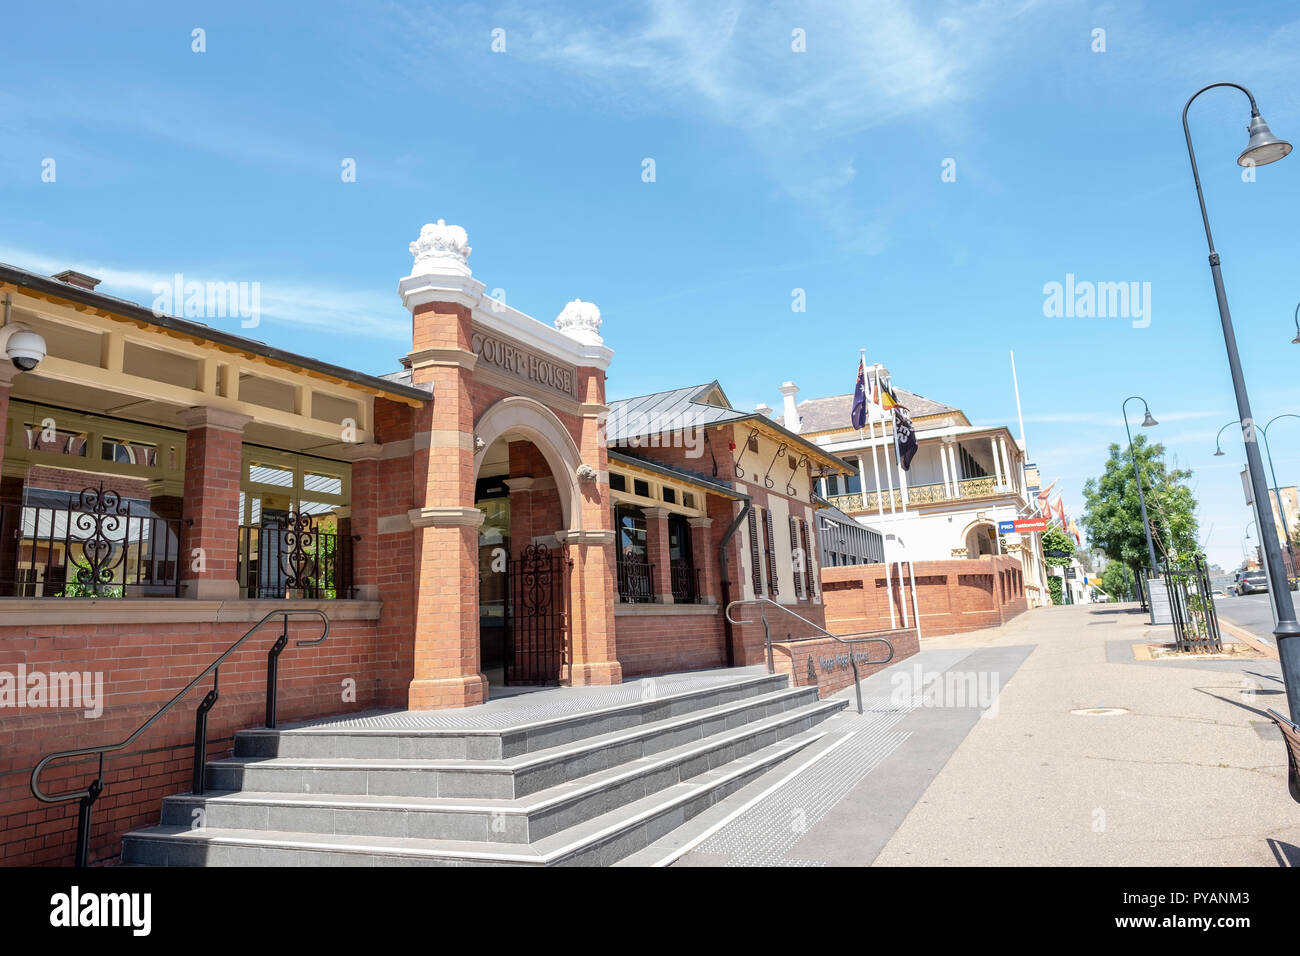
[607,381,854,475]
[606,382,749,443]
[787,388,962,434]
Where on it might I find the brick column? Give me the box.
[644,506,673,603]
[406,298,487,710]
[561,364,621,686]
[688,516,716,604]
[179,407,250,599]
[347,445,381,601]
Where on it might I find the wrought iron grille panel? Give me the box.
[1,485,183,597]
[670,559,700,603]
[505,544,569,685]
[1162,553,1222,653]
[238,515,355,599]
[617,549,655,604]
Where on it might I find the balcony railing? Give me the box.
[617,551,655,604]
[670,560,701,604]
[830,475,1006,514]
[0,488,183,598]
[237,517,355,600]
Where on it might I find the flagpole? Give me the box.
[862,353,895,629]
[874,365,897,517]
[880,366,914,626]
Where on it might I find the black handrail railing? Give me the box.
[725,599,896,715]
[29,608,329,867]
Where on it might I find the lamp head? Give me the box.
[1141,410,1158,427]
[1238,113,1292,167]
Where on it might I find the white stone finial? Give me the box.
[555,298,603,345]
[409,219,472,277]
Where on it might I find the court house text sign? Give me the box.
[471,328,577,399]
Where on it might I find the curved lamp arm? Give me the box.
[1183,82,1259,255]
[1213,419,1241,455]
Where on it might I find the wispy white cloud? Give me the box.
[383,0,1047,241]
[0,246,408,341]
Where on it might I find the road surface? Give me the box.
[1215,592,1279,646]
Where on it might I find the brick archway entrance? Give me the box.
[476,434,573,686]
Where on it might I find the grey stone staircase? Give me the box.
[122,671,845,866]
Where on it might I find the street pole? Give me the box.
[1183,82,1300,725]
[1122,395,1161,623]
[1261,415,1299,579]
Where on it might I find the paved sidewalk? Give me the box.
[636,603,1300,867]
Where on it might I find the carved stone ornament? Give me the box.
[575,463,598,482]
[555,298,603,345]
[409,219,472,277]
[474,435,486,451]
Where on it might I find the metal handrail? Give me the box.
[30,608,329,866]
[725,598,896,715]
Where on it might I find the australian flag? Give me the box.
[850,359,867,430]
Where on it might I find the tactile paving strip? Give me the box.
[690,696,912,866]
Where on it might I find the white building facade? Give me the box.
[764,373,1051,608]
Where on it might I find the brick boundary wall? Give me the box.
[0,611,405,866]
[613,608,726,677]
[772,626,919,698]
[821,554,1029,638]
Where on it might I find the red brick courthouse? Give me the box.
[0,221,929,864]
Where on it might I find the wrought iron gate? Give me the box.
[504,544,570,685]
[1163,553,1222,652]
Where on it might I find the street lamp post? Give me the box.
[1262,416,1299,579]
[1122,396,1160,621]
[1182,82,1300,727]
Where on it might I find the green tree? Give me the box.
[1081,435,1199,577]
[1041,525,1074,605]
[1100,561,1135,601]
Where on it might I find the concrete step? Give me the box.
[157,696,845,843]
[233,672,791,761]
[122,727,829,866]
[206,684,825,799]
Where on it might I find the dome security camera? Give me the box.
[0,325,47,371]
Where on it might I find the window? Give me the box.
[633,478,650,498]
[682,493,695,509]
[615,505,653,602]
[238,448,352,599]
[3,402,187,598]
[668,515,697,602]
[662,487,676,505]
[609,473,626,492]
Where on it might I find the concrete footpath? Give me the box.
[626,603,1300,867]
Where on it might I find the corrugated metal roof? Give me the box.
[788,388,959,434]
[606,382,750,444]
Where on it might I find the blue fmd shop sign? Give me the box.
[997,520,1016,534]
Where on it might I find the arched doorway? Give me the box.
[964,522,998,558]
[473,397,585,687]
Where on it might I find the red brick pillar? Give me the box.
[561,365,621,686]
[689,516,716,604]
[348,447,381,601]
[644,506,673,603]
[505,477,536,561]
[405,298,486,710]
[179,407,250,599]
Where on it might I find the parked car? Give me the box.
[1237,571,1269,594]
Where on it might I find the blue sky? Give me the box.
[3,0,1299,571]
